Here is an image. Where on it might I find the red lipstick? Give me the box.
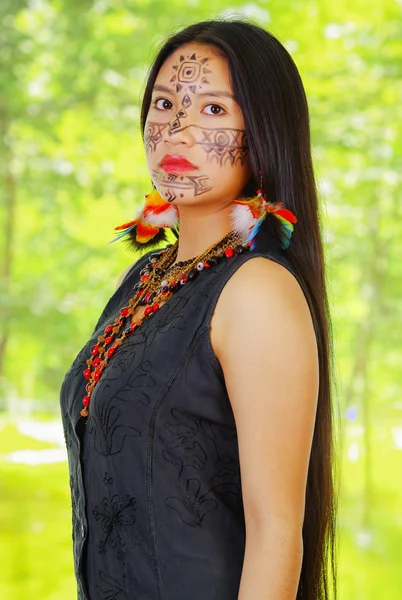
[160,154,197,173]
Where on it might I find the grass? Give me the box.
[335,418,402,599]
[0,421,76,600]
[0,415,401,599]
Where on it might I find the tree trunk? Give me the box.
[344,199,387,529]
[0,111,16,381]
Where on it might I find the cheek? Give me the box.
[198,128,249,170]
[144,121,168,156]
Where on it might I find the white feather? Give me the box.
[142,205,178,227]
[229,203,257,238]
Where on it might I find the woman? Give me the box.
[60,18,338,600]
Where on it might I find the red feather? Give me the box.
[275,208,298,223]
[114,219,138,231]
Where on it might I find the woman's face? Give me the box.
[144,43,252,207]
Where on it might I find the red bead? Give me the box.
[145,291,152,303]
[181,275,188,283]
[130,322,137,331]
[153,304,159,312]
[107,347,116,358]
[120,307,130,317]
[83,395,90,408]
[136,290,143,296]
[105,336,113,345]
[225,248,234,258]
[94,369,102,382]
[91,345,100,356]
[144,306,153,316]
[83,368,91,380]
[93,357,101,367]
[140,274,149,282]
[104,325,113,335]
[203,262,211,268]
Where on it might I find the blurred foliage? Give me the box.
[0,0,401,599]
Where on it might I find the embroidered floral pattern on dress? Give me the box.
[95,571,129,599]
[160,408,242,526]
[92,472,141,564]
[84,290,196,457]
[112,359,155,407]
[138,293,189,348]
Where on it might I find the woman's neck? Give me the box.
[173,203,234,263]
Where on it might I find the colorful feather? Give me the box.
[109,188,179,252]
[231,195,298,250]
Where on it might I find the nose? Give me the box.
[165,111,196,147]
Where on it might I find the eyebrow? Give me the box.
[151,83,236,102]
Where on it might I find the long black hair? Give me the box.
[140,18,339,600]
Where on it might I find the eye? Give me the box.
[153,97,173,111]
[203,104,226,116]
[152,97,226,116]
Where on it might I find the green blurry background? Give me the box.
[0,0,401,598]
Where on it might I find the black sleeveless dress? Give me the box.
[60,244,309,600]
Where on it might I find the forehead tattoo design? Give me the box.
[168,52,210,133]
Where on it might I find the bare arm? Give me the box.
[211,257,319,600]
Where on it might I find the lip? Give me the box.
[160,154,197,172]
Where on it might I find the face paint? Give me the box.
[144,122,169,153]
[145,44,252,205]
[199,127,249,167]
[168,53,210,134]
[152,169,212,202]
[171,53,210,93]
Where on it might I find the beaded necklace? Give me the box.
[80,229,250,418]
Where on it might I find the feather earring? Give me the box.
[110,188,179,253]
[230,172,297,250]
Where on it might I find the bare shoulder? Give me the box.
[210,256,314,361]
